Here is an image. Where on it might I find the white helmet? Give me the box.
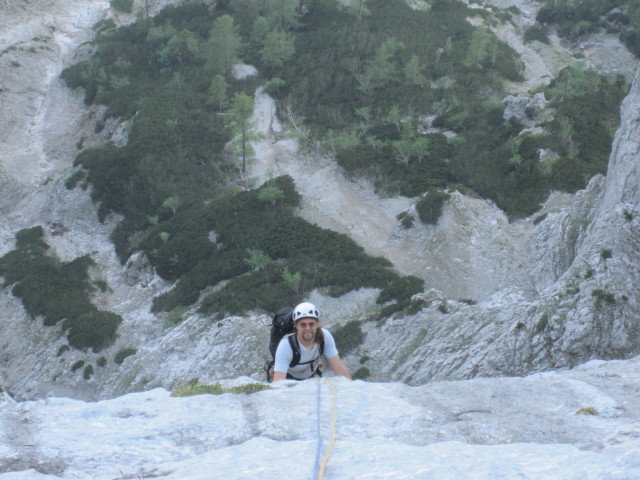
[292,302,319,322]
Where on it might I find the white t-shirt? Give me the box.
[274,328,339,379]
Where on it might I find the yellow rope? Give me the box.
[317,381,338,480]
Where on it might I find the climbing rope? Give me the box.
[312,379,338,480]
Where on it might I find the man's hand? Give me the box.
[273,371,287,382]
[327,355,351,379]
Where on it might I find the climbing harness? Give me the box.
[312,379,338,480]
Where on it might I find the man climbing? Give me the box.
[272,302,352,381]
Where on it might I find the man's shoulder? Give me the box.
[275,334,295,355]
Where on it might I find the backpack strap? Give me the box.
[287,333,301,368]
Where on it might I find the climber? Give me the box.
[271,302,351,382]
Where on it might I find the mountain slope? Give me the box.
[0,0,638,401]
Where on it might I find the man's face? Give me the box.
[296,318,318,342]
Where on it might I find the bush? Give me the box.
[71,360,85,372]
[64,311,122,352]
[396,211,415,229]
[57,345,70,356]
[83,365,94,380]
[110,0,133,13]
[65,170,86,190]
[523,25,550,44]
[592,289,616,306]
[331,321,365,356]
[377,276,424,305]
[416,189,450,225]
[0,228,122,351]
[353,367,371,379]
[115,347,137,365]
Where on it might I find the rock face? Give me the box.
[0,0,638,401]
[360,71,640,385]
[0,357,639,479]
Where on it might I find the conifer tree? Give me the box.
[205,15,242,76]
[228,93,257,175]
[207,74,229,112]
[260,29,295,70]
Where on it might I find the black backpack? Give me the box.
[268,306,324,368]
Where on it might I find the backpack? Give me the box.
[268,306,324,368]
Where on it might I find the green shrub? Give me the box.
[0,228,122,351]
[523,25,550,44]
[592,289,616,306]
[115,347,137,365]
[64,311,122,351]
[171,381,270,397]
[93,280,109,292]
[65,170,86,190]
[57,345,70,356]
[536,312,549,333]
[110,0,133,13]
[83,365,94,380]
[97,356,107,367]
[164,305,190,328]
[353,367,371,379]
[416,189,450,225]
[600,248,612,260]
[172,381,224,397]
[537,0,640,57]
[71,360,85,372]
[533,213,548,225]
[331,321,365,356]
[396,211,415,229]
[265,77,286,95]
[377,276,424,305]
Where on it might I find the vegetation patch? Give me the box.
[71,360,85,372]
[59,1,628,325]
[110,0,133,13]
[57,345,70,357]
[331,320,365,356]
[537,0,640,56]
[83,364,94,380]
[141,176,414,318]
[0,227,122,351]
[61,4,422,320]
[352,366,371,380]
[600,248,612,260]
[171,380,270,397]
[416,189,451,225]
[523,24,550,44]
[536,312,550,333]
[592,289,616,306]
[575,406,599,415]
[114,347,137,365]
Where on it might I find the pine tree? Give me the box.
[228,93,257,175]
[207,75,229,112]
[205,15,242,76]
[260,29,295,70]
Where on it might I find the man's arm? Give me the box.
[272,338,293,382]
[326,354,351,379]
